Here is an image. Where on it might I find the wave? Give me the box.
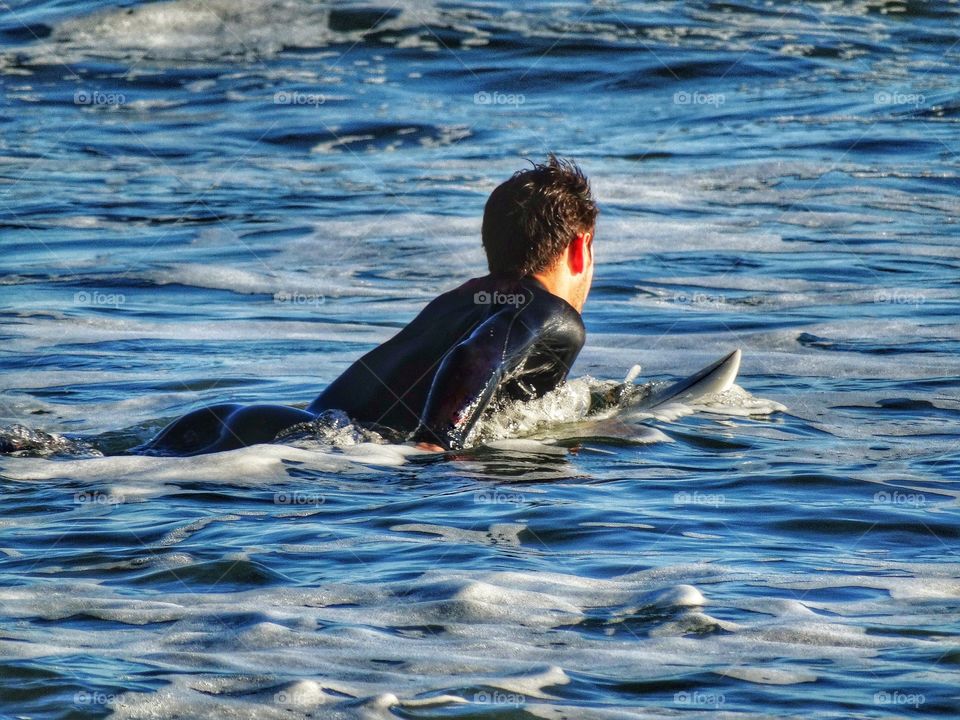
[0,424,103,458]
[19,0,488,63]
[10,0,952,69]
[0,559,952,716]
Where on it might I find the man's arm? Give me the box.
[413,300,581,450]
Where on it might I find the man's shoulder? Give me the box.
[425,275,544,312]
[504,278,586,350]
[465,274,580,312]
[421,274,582,334]
[419,276,490,304]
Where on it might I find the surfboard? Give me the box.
[638,348,741,409]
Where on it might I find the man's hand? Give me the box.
[415,441,445,452]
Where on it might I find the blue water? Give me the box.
[2,1,959,717]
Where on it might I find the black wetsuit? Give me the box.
[139,275,584,455]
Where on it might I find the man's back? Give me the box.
[137,155,596,456]
[309,274,585,447]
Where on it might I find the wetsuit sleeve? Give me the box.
[413,303,582,450]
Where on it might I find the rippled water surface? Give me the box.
[2,1,959,717]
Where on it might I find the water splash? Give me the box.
[0,424,103,458]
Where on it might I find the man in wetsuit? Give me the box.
[141,155,597,455]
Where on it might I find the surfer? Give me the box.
[140,155,597,455]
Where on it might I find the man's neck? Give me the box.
[530,268,579,311]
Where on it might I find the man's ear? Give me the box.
[567,232,592,275]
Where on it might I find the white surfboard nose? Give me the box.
[641,348,742,409]
[676,348,741,400]
[709,348,741,395]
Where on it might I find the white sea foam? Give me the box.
[687,385,788,417]
[30,0,496,64]
[0,559,950,716]
[51,0,344,60]
[0,442,416,484]
[471,374,783,447]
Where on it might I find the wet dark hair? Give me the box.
[481,155,598,278]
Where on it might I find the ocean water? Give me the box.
[2,0,959,717]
